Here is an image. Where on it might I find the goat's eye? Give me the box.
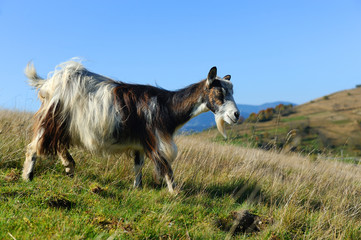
[222,88,226,96]
[215,89,223,96]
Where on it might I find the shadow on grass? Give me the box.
[207,180,262,204]
[181,178,285,207]
[182,178,324,212]
[45,194,75,210]
[0,190,32,202]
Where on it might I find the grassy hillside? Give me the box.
[0,110,360,239]
[217,87,361,158]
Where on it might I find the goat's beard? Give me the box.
[215,115,227,139]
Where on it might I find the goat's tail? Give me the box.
[25,62,46,89]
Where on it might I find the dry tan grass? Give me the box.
[0,110,33,169]
[173,134,361,238]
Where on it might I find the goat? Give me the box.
[22,60,240,193]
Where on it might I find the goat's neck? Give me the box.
[169,80,209,130]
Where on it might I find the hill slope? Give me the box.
[293,87,361,146]
[212,87,361,156]
[0,110,360,239]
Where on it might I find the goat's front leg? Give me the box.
[154,157,177,194]
[57,149,75,177]
[165,170,176,194]
[133,151,145,188]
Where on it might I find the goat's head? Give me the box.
[204,66,240,138]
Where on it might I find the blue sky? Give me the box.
[1,0,361,112]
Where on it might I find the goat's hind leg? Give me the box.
[22,142,38,181]
[58,149,75,177]
[133,151,145,188]
[22,129,44,181]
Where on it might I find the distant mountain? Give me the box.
[181,101,295,132]
[238,101,295,119]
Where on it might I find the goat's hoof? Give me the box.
[170,190,180,196]
[169,187,180,196]
[133,184,143,189]
[22,171,34,181]
[65,168,74,178]
[66,173,74,178]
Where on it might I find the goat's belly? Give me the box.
[71,133,143,154]
[106,142,143,154]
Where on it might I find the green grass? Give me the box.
[0,159,267,239]
[258,127,289,135]
[1,110,361,239]
[280,116,308,122]
[332,119,352,125]
[1,173,242,239]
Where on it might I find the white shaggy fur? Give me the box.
[26,60,131,153]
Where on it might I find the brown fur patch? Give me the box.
[113,85,174,176]
[205,81,225,112]
[210,88,224,106]
[35,102,70,155]
[171,80,206,116]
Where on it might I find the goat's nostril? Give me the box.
[234,111,240,119]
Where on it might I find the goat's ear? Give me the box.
[207,66,217,86]
[223,75,231,81]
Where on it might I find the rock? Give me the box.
[217,210,262,235]
[230,210,261,234]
